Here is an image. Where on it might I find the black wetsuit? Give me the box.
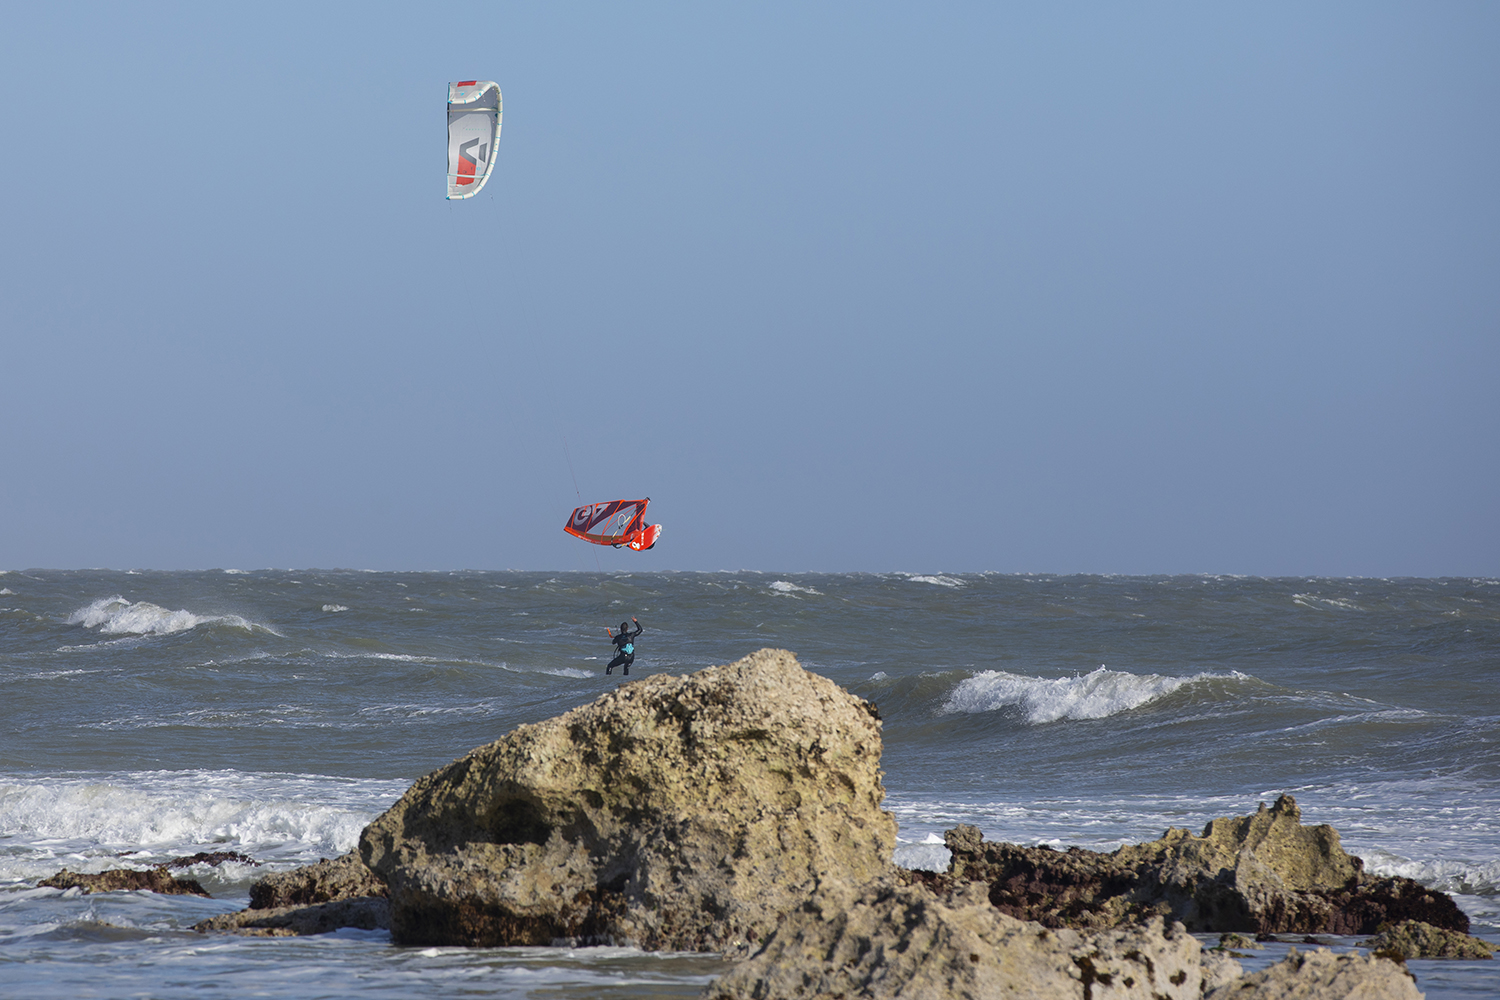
[607,622,642,676]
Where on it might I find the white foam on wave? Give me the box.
[769,580,821,597]
[907,574,964,588]
[0,588,14,596]
[1362,850,1500,896]
[942,667,1240,724]
[66,596,277,637]
[0,770,408,881]
[321,604,349,613]
[1292,593,1365,613]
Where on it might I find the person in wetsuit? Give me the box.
[606,618,642,676]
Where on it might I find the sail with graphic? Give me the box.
[447,81,502,199]
[564,498,663,551]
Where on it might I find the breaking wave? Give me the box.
[942,666,1244,724]
[0,771,407,879]
[769,580,821,597]
[66,597,275,637]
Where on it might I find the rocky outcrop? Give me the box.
[1204,947,1421,1000]
[906,796,1469,935]
[704,881,1241,1000]
[194,897,390,937]
[1366,919,1494,960]
[248,852,386,909]
[39,867,210,897]
[360,649,895,950]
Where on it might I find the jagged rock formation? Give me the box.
[359,649,896,950]
[1366,919,1494,960]
[704,881,1243,1000]
[39,867,210,897]
[905,795,1469,935]
[1204,947,1422,1000]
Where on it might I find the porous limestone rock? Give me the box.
[908,796,1468,935]
[703,881,1235,1000]
[1204,946,1423,1000]
[248,852,387,909]
[1365,919,1494,960]
[39,867,209,897]
[359,648,896,950]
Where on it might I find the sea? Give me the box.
[1,570,1496,999]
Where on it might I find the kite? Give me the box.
[564,498,663,551]
[447,80,502,199]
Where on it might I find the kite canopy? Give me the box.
[447,81,501,199]
[565,498,663,551]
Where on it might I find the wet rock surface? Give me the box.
[38,867,211,897]
[1204,946,1422,1000]
[1366,919,1495,960]
[905,795,1469,936]
[193,897,391,937]
[704,880,1237,1000]
[248,852,387,910]
[359,648,896,950]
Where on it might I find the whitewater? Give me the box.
[1,571,1496,998]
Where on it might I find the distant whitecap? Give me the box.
[322,605,350,613]
[770,580,821,597]
[907,574,964,588]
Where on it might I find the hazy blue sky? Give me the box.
[2,3,1496,575]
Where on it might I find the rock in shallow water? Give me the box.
[907,796,1469,936]
[248,853,387,909]
[1365,919,1494,960]
[359,648,896,950]
[39,867,210,897]
[194,896,390,937]
[1204,946,1422,1000]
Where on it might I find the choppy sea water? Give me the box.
[1,570,1496,998]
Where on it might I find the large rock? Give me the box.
[1204,947,1422,1000]
[908,796,1468,935]
[359,649,896,950]
[704,881,1239,1000]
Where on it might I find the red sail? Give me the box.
[563,498,661,550]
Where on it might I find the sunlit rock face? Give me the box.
[359,648,897,950]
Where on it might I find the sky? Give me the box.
[1,3,1496,576]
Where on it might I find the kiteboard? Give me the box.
[564,498,662,551]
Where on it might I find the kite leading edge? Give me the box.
[447,81,502,199]
[564,498,663,551]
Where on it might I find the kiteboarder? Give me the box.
[606,618,642,676]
